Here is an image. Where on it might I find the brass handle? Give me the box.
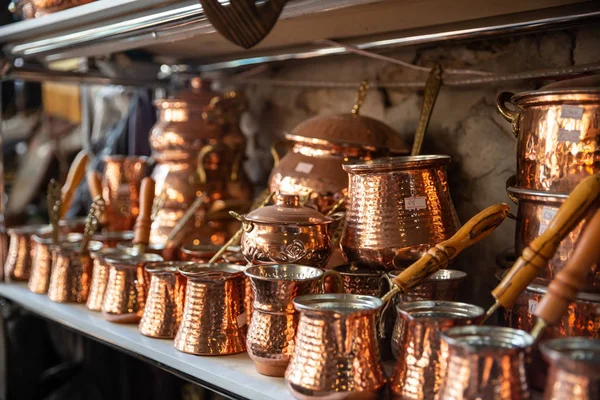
[60,150,90,218]
[505,175,519,204]
[197,143,241,184]
[391,203,509,293]
[87,171,105,224]
[270,139,292,167]
[411,65,442,156]
[496,92,520,138]
[492,174,600,310]
[320,270,344,293]
[133,177,155,247]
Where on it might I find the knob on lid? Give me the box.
[244,193,333,225]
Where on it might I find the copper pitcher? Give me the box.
[29,233,82,294]
[174,263,247,356]
[86,248,121,311]
[389,301,484,399]
[101,252,163,323]
[341,155,460,269]
[139,261,188,339]
[244,264,341,377]
[540,338,600,400]
[5,224,48,281]
[285,293,386,399]
[437,326,534,400]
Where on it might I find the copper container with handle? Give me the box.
[5,224,48,281]
[341,155,460,269]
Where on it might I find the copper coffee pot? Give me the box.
[5,224,48,281]
[29,232,82,294]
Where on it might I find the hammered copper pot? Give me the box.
[139,262,188,339]
[174,263,247,356]
[540,338,600,400]
[29,233,83,294]
[437,326,534,400]
[497,89,600,193]
[330,261,387,296]
[5,224,48,281]
[285,294,386,399]
[86,248,122,311]
[389,301,484,400]
[341,155,460,269]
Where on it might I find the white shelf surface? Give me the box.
[0,282,293,400]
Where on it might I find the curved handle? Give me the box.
[60,150,90,218]
[87,171,105,224]
[533,208,600,330]
[270,139,292,167]
[391,203,509,293]
[411,65,442,156]
[506,175,519,204]
[197,143,241,184]
[492,174,600,310]
[133,177,155,247]
[320,270,344,293]
[496,92,520,137]
[202,90,247,125]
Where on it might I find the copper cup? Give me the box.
[5,224,49,282]
[92,231,134,248]
[86,248,122,311]
[29,233,83,294]
[540,338,600,400]
[331,261,387,296]
[389,301,485,399]
[101,252,164,323]
[139,261,189,339]
[47,240,104,303]
[174,263,247,356]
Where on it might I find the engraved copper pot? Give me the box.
[508,186,599,292]
[47,240,103,303]
[101,252,164,323]
[437,326,534,400]
[102,155,149,232]
[285,294,386,399]
[139,261,189,339]
[236,193,335,268]
[341,155,460,269]
[497,89,600,193]
[330,261,387,296]
[5,224,49,281]
[174,263,247,355]
[86,248,122,311]
[29,233,83,294]
[244,264,341,377]
[540,338,600,400]
[389,301,484,400]
[150,78,252,245]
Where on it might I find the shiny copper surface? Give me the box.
[101,252,163,323]
[341,155,460,269]
[497,89,600,193]
[179,244,241,262]
[116,242,178,262]
[389,268,467,303]
[5,224,48,281]
[508,186,599,292]
[438,326,534,400]
[91,231,134,248]
[86,248,121,311]
[139,262,189,339]
[102,155,148,232]
[389,301,484,399]
[286,294,386,399]
[331,261,387,296]
[540,338,600,400]
[174,263,247,355]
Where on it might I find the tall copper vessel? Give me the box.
[5,224,48,281]
[150,78,252,245]
[341,155,460,269]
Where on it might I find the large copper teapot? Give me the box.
[150,78,252,245]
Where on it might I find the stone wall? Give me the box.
[238,25,599,307]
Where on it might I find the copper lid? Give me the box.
[244,194,333,225]
[154,78,219,109]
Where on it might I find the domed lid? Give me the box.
[155,78,220,109]
[286,81,407,152]
[244,193,333,225]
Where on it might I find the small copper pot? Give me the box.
[5,224,49,282]
[174,263,247,355]
[139,262,188,339]
[29,233,83,294]
[92,231,134,248]
[86,248,122,311]
[101,252,164,323]
[331,261,387,296]
[540,338,600,400]
[47,240,103,303]
[116,242,177,261]
[389,301,484,399]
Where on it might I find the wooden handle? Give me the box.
[492,174,600,309]
[392,203,509,292]
[534,207,600,325]
[133,177,155,246]
[60,151,89,218]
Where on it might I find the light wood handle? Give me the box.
[87,171,105,224]
[60,151,89,218]
[133,177,155,246]
[392,203,509,292]
[534,208,600,325]
[492,174,600,309]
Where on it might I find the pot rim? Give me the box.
[396,300,484,322]
[245,264,324,282]
[53,240,104,255]
[343,155,450,173]
[92,231,134,241]
[180,244,241,256]
[507,186,568,202]
[104,252,164,265]
[540,338,600,371]
[511,88,600,106]
[33,232,84,245]
[146,261,195,274]
[285,132,380,152]
[8,224,51,236]
[441,325,534,355]
[293,293,383,314]
[117,242,167,251]
[389,268,467,282]
[332,261,387,276]
[177,262,245,280]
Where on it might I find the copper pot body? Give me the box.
[5,224,48,281]
[341,155,460,269]
[389,301,484,400]
[497,89,600,193]
[102,155,149,232]
[438,326,534,400]
[508,186,599,292]
[139,262,188,339]
[29,233,83,294]
[540,338,600,400]
[285,294,386,399]
[174,263,247,355]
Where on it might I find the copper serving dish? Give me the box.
[5,224,49,281]
[497,88,600,193]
